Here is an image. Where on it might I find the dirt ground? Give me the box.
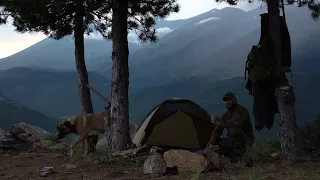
[0,152,320,180]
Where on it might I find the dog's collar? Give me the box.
[69,125,77,133]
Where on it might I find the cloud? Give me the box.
[128,32,140,44]
[156,27,174,37]
[196,17,220,25]
[0,20,46,58]
[84,27,173,44]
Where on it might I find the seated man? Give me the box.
[207,92,255,162]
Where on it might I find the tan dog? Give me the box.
[57,113,108,157]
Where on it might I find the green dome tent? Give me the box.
[132,98,214,149]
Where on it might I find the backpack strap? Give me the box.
[281,0,294,88]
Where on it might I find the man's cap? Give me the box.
[222,92,236,101]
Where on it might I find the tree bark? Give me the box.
[74,0,98,153]
[106,0,132,152]
[267,0,300,160]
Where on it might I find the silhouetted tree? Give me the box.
[216,0,319,160]
[107,0,180,151]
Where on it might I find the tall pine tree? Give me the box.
[107,0,180,151]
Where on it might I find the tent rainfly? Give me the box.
[132,98,214,149]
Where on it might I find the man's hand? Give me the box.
[210,115,221,125]
[215,121,222,126]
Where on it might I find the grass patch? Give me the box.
[243,140,281,163]
[95,155,129,165]
[298,116,320,154]
[42,133,59,143]
[245,166,264,180]
[189,170,202,180]
[178,170,202,180]
[71,143,86,161]
[134,155,148,165]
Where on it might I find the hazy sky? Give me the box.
[0,0,260,58]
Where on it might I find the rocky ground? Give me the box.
[1,123,320,180]
[0,152,320,180]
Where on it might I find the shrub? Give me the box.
[42,133,59,143]
[243,140,281,163]
[298,115,320,154]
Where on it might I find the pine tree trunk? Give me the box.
[267,0,300,160]
[106,0,131,152]
[74,0,97,153]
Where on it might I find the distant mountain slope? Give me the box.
[129,73,320,139]
[0,67,111,119]
[0,93,58,132]
[1,7,319,88]
[129,73,320,125]
[0,19,184,72]
[0,37,140,71]
[128,6,320,82]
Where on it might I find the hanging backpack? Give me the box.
[245,37,273,82]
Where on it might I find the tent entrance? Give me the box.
[147,111,202,149]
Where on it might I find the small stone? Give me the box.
[62,164,77,170]
[48,143,68,151]
[143,154,167,176]
[39,167,54,177]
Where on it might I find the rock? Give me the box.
[10,123,48,144]
[149,146,164,155]
[33,140,55,150]
[164,150,209,173]
[0,134,31,151]
[194,149,205,156]
[39,167,54,177]
[204,145,230,171]
[0,128,7,137]
[48,143,68,152]
[62,164,77,170]
[143,154,167,176]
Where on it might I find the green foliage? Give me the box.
[287,0,320,20]
[245,166,264,180]
[243,140,281,163]
[0,0,180,42]
[42,133,59,143]
[134,155,148,165]
[95,154,129,165]
[216,0,320,20]
[298,115,320,154]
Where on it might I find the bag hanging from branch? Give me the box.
[245,13,292,82]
